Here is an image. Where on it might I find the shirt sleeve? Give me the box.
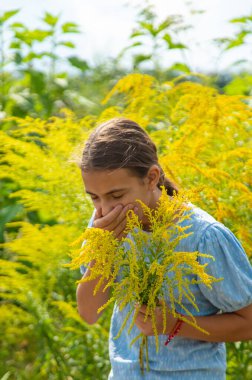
[80,210,96,275]
[197,222,252,313]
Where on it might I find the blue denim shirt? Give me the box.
[80,205,252,379]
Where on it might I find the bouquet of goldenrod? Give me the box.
[66,188,221,372]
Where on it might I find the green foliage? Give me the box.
[224,73,252,96]
[0,3,252,379]
[0,111,111,379]
[225,14,252,50]
[119,4,189,73]
[227,341,252,379]
[215,13,252,80]
[0,10,90,119]
[0,9,20,25]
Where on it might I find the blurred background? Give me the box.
[0,0,252,119]
[0,1,252,379]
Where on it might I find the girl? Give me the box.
[76,118,252,379]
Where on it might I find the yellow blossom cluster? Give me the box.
[66,188,221,354]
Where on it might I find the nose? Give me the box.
[100,199,118,217]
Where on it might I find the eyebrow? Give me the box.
[85,188,128,196]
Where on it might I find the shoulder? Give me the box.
[186,203,218,230]
[180,204,250,261]
[191,206,252,284]
[178,203,219,247]
[191,209,252,312]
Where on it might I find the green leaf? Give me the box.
[0,204,23,242]
[163,33,172,45]
[26,70,47,93]
[214,37,230,48]
[139,21,158,37]
[123,42,142,53]
[225,31,250,50]
[61,22,80,34]
[0,371,11,380]
[230,15,252,24]
[130,30,145,38]
[9,41,21,49]
[23,52,49,63]
[190,10,205,15]
[59,41,75,49]
[171,43,187,49]
[163,34,187,49]
[224,74,252,96]
[168,63,191,73]
[117,42,142,59]
[156,16,177,34]
[133,54,152,67]
[42,12,59,26]
[29,29,53,42]
[14,30,52,46]
[14,51,22,64]
[10,22,25,29]
[55,72,67,79]
[0,9,20,24]
[139,6,155,23]
[231,59,249,66]
[42,52,56,59]
[68,56,89,71]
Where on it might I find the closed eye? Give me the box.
[112,194,123,199]
[86,194,98,201]
[86,191,126,201]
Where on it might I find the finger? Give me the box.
[135,311,149,323]
[107,204,134,232]
[136,307,151,321]
[115,224,128,240]
[136,304,148,314]
[115,219,132,240]
[93,204,123,228]
[135,314,146,324]
[112,213,129,239]
[100,203,134,235]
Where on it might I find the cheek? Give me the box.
[135,208,144,222]
[132,201,146,221]
[124,189,151,217]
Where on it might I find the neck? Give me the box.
[142,188,182,230]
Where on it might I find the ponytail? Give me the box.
[158,167,179,196]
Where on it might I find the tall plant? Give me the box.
[0,10,89,118]
[0,9,19,114]
[0,73,251,378]
[119,3,190,75]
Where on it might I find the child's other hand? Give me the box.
[93,204,137,240]
[134,304,177,336]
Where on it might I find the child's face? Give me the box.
[82,167,161,224]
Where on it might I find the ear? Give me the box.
[146,165,160,190]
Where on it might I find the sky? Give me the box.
[1,0,252,73]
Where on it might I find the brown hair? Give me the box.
[81,118,179,196]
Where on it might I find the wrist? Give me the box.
[164,313,184,346]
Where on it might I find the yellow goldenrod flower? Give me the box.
[67,187,222,369]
